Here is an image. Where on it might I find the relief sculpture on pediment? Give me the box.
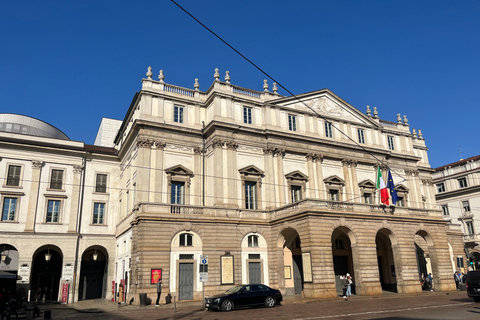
[294,97,357,122]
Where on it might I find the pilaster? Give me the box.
[24,160,44,232]
[275,149,286,205]
[153,140,165,202]
[67,165,83,233]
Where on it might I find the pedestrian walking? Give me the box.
[427,273,433,291]
[340,275,348,301]
[454,271,461,290]
[420,273,425,290]
[118,283,124,307]
[155,279,162,306]
[346,273,353,297]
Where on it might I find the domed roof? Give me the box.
[0,114,69,140]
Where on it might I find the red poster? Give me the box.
[61,283,69,304]
[151,269,162,284]
[112,281,115,301]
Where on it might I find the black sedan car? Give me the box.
[466,270,480,302]
[205,284,282,311]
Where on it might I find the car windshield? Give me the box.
[467,271,480,282]
[225,286,244,294]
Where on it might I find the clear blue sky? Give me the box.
[1,0,479,168]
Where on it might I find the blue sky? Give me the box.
[1,0,479,168]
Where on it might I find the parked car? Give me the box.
[466,270,480,302]
[205,284,282,311]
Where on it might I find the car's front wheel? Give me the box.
[265,296,276,308]
[222,299,234,311]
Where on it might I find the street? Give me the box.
[41,291,480,320]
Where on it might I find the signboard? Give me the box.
[302,252,313,282]
[151,269,162,284]
[18,265,30,283]
[200,255,208,265]
[62,265,74,281]
[61,283,69,304]
[221,255,234,285]
[200,272,208,282]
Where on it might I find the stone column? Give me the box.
[350,161,359,203]
[136,138,154,204]
[275,149,286,206]
[351,242,382,295]
[263,147,275,210]
[212,139,224,206]
[314,155,324,199]
[342,159,352,202]
[68,165,83,233]
[193,147,203,206]
[226,141,239,208]
[153,141,166,203]
[306,154,315,198]
[24,160,44,232]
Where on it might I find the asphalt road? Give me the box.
[41,291,480,320]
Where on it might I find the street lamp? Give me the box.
[45,248,51,262]
[92,247,98,262]
[1,247,7,263]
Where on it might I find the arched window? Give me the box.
[248,235,259,248]
[179,233,193,247]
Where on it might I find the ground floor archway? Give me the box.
[279,228,303,295]
[30,246,63,302]
[376,229,397,292]
[79,246,107,300]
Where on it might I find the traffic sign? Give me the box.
[200,255,208,265]
[200,272,208,282]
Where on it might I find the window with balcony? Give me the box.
[50,169,64,190]
[248,235,259,248]
[6,165,21,186]
[245,182,257,209]
[436,183,445,193]
[324,175,345,202]
[243,106,252,124]
[466,221,475,235]
[288,114,297,131]
[95,174,107,193]
[171,181,185,205]
[458,177,468,188]
[442,205,449,216]
[1,197,18,221]
[179,233,193,246]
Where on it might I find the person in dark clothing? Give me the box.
[340,276,348,301]
[155,279,162,306]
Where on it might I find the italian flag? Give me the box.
[376,167,389,205]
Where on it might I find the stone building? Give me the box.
[0,68,463,303]
[433,155,480,271]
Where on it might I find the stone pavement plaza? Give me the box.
[32,290,478,320]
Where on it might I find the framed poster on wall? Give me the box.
[302,252,313,282]
[221,254,234,285]
[284,266,292,279]
[151,268,162,284]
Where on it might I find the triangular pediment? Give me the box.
[239,165,264,176]
[324,175,345,185]
[395,184,409,192]
[285,170,309,181]
[165,165,193,176]
[358,179,375,189]
[270,89,380,128]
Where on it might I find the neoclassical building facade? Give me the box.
[0,68,464,303]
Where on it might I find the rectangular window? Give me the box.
[46,200,61,223]
[397,197,405,207]
[466,221,475,235]
[171,182,185,205]
[288,114,297,131]
[458,177,468,188]
[363,193,372,204]
[245,182,257,209]
[357,128,365,144]
[442,205,449,216]
[436,183,445,193]
[248,235,259,248]
[6,165,21,186]
[387,136,395,151]
[243,106,252,124]
[325,122,333,138]
[179,233,193,247]
[2,197,17,221]
[93,202,105,225]
[174,105,184,123]
[462,200,471,213]
[95,174,107,193]
[457,257,464,268]
[50,169,64,190]
[329,189,339,201]
[291,185,301,203]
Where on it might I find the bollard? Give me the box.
[44,309,52,320]
[174,295,176,312]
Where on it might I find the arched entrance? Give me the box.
[331,227,355,295]
[30,246,62,302]
[279,228,303,295]
[78,247,107,300]
[414,231,434,290]
[0,244,20,296]
[376,229,397,292]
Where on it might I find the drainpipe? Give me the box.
[72,151,88,302]
[202,121,205,206]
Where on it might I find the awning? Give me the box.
[0,271,21,280]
